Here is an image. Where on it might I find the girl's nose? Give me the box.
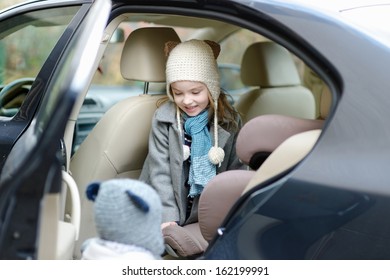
[182,94,192,105]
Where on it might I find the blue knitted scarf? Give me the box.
[184,110,216,197]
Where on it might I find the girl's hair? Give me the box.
[157,89,240,132]
[209,90,239,132]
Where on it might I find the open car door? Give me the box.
[0,0,111,259]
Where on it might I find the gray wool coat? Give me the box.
[139,101,244,225]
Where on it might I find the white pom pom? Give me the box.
[183,145,190,161]
[208,146,225,165]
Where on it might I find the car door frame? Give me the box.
[0,0,103,172]
[0,0,111,260]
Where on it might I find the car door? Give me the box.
[0,0,111,259]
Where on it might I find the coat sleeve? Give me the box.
[223,117,247,171]
[139,115,180,223]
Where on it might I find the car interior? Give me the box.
[0,7,332,259]
[68,12,331,260]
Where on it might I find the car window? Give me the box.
[88,24,263,102]
[74,21,311,153]
[218,29,266,101]
[73,25,263,152]
[0,6,80,117]
[0,1,24,11]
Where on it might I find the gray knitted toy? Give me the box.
[86,178,165,258]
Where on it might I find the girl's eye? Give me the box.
[192,91,200,95]
[173,91,182,96]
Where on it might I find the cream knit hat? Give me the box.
[165,39,220,102]
[165,39,225,165]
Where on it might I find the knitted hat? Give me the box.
[165,39,225,165]
[86,178,165,257]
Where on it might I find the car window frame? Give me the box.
[0,3,95,172]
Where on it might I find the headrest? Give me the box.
[120,27,180,82]
[240,41,301,87]
[236,114,324,169]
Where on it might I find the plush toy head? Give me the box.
[86,178,164,257]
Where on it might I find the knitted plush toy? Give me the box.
[81,178,165,260]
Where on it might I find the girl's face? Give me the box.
[171,81,210,116]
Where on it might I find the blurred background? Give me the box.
[1,0,26,10]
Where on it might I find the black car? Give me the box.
[1,0,390,260]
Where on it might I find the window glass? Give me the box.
[89,24,266,101]
[0,0,25,10]
[219,29,266,100]
[0,6,80,116]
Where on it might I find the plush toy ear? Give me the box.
[164,41,180,57]
[86,182,100,201]
[204,40,221,59]
[125,190,150,213]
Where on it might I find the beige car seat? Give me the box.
[69,27,180,259]
[235,41,316,123]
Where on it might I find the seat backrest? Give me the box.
[69,27,180,259]
[235,42,316,123]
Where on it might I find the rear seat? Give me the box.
[235,41,316,123]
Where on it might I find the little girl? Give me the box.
[139,39,244,229]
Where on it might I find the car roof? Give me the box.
[276,0,390,47]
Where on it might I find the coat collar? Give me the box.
[154,101,176,123]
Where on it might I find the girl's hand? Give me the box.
[161,221,178,230]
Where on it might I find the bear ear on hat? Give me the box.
[86,182,101,202]
[164,41,180,57]
[204,40,221,59]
